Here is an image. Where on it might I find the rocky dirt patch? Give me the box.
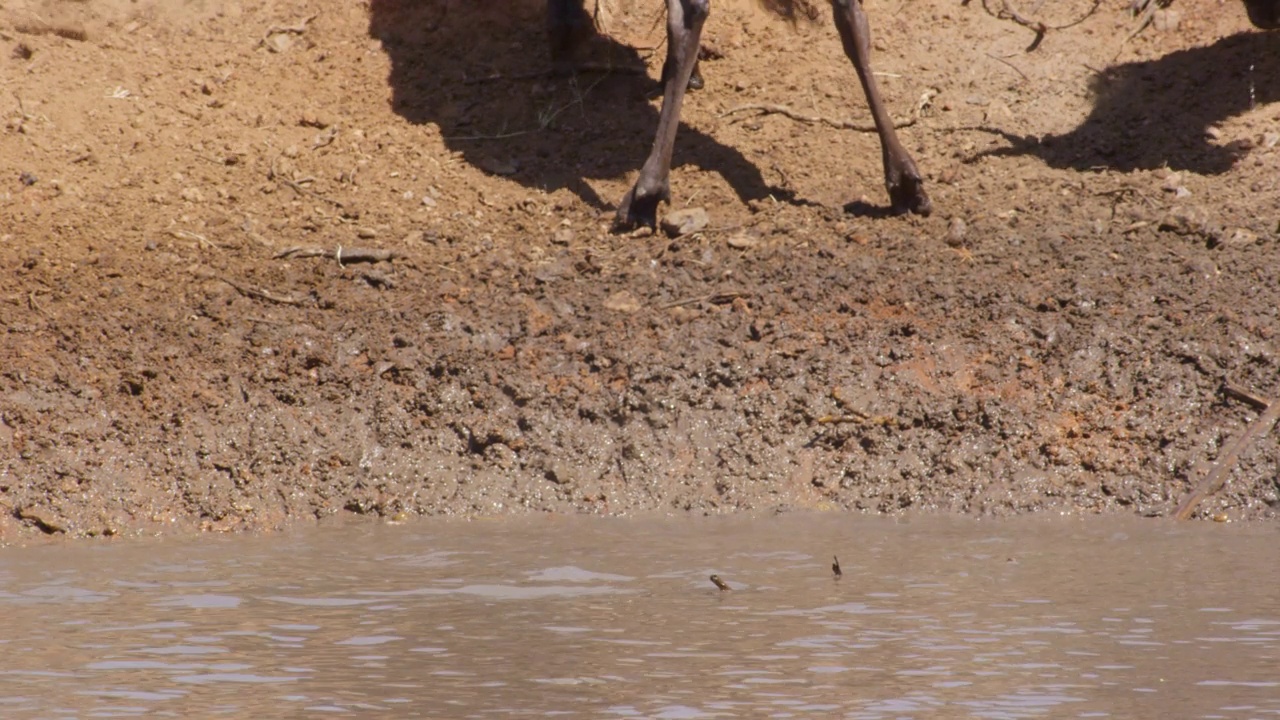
[1,0,1277,540]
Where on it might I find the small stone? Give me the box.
[726,231,759,249]
[356,227,378,239]
[552,227,575,245]
[1159,206,1221,242]
[944,217,968,247]
[544,462,579,486]
[1226,228,1258,245]
[603,290,642,313]
[267,34,293,54]
[660,207,709,237]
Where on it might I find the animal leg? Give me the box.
[830,0,931,216]
[615,0,709,230]
[661,43,704,91]
[547,0,593,74]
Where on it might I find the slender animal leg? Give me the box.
[615,0,709,229]
[661,43,704,91]
[830,0,931,215]
[547,0,593,74]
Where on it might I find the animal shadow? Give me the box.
[984,32,1279,174]
[366,0,784,215]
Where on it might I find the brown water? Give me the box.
[0,514,1277,718]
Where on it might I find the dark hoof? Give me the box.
[889,173,932,217]
[660,59,705,93]
[614,184,669,231]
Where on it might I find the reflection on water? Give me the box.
[0,514,1277,718]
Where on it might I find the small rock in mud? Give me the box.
[1224,228,1258,246]
[544,462,580,486]
[552,227,575,245]
[1159,206,1222,244]
[726,231,759,249]
[944,217,968,247]
[1160,172,1189,197]
[603,290,643,313]
[267,34,293,53]
[661,207,709,237]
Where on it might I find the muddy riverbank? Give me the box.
[2,0,1278,540]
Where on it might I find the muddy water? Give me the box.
[0,515,1277,718]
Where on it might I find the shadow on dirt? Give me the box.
[984,31,1279,174]
[366,0,787,214]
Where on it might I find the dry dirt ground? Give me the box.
[2,0,1278,541]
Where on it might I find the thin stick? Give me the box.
[274,246,397,264]
[1223,382,1271,411]
[986,52,1030,82]
[718,103,916,132]
[971,0,1101,50]
[220,277,304,306]
[1173,388,1280,520]
[658,291,749,310]
[280,177,344,208]
[996,0,1047,50]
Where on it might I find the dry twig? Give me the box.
[1172,384,1280,520]
[274,246,397,264]
[280,177,344,208]
[220,277,304,306]
[1223,382,1270,411]
[11,20,87,42]
[968,0,1102,51]
[995,0,1048,49]
[658,291,749,310]
[985,52,1030,82]
[719,103,915,132]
